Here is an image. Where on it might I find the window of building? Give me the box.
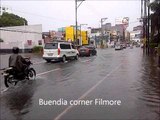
[38,40,42,45]
[27,40,32,45]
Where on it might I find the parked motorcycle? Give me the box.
[1,58,36,87]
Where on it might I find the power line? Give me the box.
[11,8,74,23]
[1,6,75,24]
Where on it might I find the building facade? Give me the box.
[0,24,43,53]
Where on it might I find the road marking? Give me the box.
[37,68,61,76]
[1,68,61,94]
[33,61,46,65]
[33,58,92,65]
[0,59,93,93]
[54,64,122,120]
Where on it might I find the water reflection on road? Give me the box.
[138,55,160,116]
[0,48,160,120]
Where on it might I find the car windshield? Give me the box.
[44,43,58,49]
[79,46,86,49]
[86,46,95,49]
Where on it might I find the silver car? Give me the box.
[115,45,123,50]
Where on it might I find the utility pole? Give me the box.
[158,16,160,67]
[144,0,148,54]
[147,0,150,55]
[75,0,78,45]
[123,27,125,42]
[141,0,143,18]
[75,0,85,45]
[141,0,145,53]
[142,0,147,53]
[0,0,2,16]
[142,0,147,54]
[100,18,107,48]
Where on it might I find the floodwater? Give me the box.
[0,47,160,120]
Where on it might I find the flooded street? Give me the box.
[0,47,160,120]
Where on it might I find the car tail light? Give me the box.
[58,48,60,55]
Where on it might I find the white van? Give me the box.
[43,42,79,62]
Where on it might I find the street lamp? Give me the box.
[100,17,108,48]
[80,24,87,45]
[75,0,85,45]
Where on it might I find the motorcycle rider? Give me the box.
[9,47,28,73]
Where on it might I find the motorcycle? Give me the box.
[1,57,36,87]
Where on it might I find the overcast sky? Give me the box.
[1,0,141,32]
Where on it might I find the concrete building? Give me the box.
[43,30,64,42]
[130,25,143,43]
[133,25,143,31]
[102,23,112,32]
[130,30,142,42]
[90,28,101,38]
[0,24,43,53]
[89,28,101,47]
[99,23,126,41]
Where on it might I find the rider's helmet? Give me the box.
[12,47,19,54]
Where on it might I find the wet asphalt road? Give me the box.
[0,47,160,120]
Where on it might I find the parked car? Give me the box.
[115,45,123,50]
[78,45,97,57]
[43,41,79,62]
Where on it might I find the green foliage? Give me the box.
[149,42,158,48]
[32,46,43,53]
[150,0,160,44]
[150,0,160,13]
[0,12,28,27]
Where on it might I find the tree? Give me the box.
[150,0,160,43]
[150,0,160,67]
[150,0,160,13]
[0,12,28,27]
